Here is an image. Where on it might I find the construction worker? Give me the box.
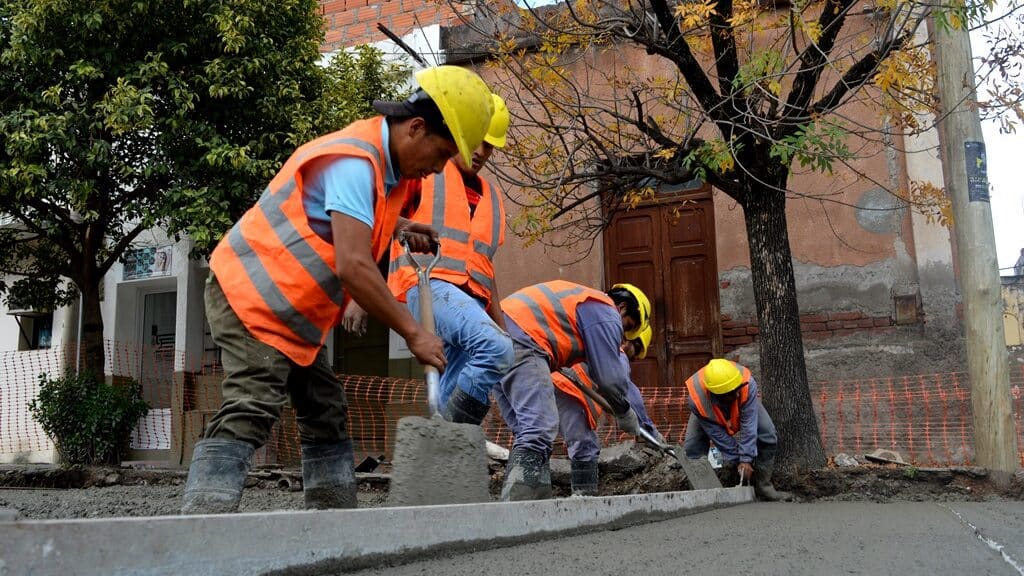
[552,325,664,496]
[181,66,495,514]
[495,281,652,500]
[683,359,793,501]
[343,94,513,425]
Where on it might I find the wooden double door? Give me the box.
[603,189,723,390]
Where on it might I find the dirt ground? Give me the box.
[1,444,1021,520]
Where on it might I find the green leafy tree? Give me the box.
[450,0,1021,470]
[0,0,409,375]
[318,44,412,130]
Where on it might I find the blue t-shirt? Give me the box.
[301,118,400,242]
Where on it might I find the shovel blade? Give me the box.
[673,448,723,490]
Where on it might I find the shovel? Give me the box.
[569,377,723,490]
[568,375,676,456]
[400,233,443,416]
[386,233,491,507]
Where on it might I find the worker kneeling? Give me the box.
[496,281,652,501]
[683,359,793,501]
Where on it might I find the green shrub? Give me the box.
[28,371,149,466]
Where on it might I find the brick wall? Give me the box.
[722,311,895,352]
[320,0,462,50]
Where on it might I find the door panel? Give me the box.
[141,291,176,408]
[605,190,721,391]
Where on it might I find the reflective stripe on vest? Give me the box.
[557,363,602,429]
[387,162,504,304]
[210,117,405,366]
[502,281,614,368]
[685,363,752,436]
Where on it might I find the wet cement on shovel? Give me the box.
[387,416,492,506]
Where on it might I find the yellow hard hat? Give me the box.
[611,283,651,341]
[703,359,744,394]
[415,66,494,167]
[484,94,510,148]
[631,324,652,360]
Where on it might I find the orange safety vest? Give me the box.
[387,161,505,305]
[551,363,603,429]
[209,116,409,366]
[685,362,752,436]
[502,280,614,369]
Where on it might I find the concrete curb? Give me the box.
[0,487,753,576]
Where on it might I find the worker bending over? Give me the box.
[496,281,652,500]
[683,359,793,501]
[181,67,495,514]
[552,326,663,495]
[345,94,513,425]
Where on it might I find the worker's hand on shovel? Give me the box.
[341,301,368,337]
[406,327,446,372]
[614,407,641,436]
[737,462,754,485]
[395,221,439,253]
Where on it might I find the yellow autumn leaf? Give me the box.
[654,147,676,160]
[803,20,822,43]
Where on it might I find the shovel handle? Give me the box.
[419,274,442,415]
[567,372,672,454]
[401,233,443,416]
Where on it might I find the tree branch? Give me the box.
[807,29,916,119]
[0,201,81,261]
[98,222,146,276]
[783,0,857,121]
[709,0,742,98]
[646,0,726,121]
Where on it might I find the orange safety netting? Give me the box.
[2,341,1023,467]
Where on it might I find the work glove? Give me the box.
[614,408,641,436]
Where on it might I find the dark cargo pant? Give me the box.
[202,274,349,447]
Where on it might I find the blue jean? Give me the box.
[407,279,513,406]
[493,342,560,457]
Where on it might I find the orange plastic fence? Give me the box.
[2,341,1023,467]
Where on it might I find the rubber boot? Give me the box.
[302,440,358,510]
[181,438,254,514]
[443,387,490,425]
[500,446,553,501]
[570,459,599,496]
[753,464,793,502]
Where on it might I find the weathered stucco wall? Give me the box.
[1002,277,1024,347]
[323,3,965,377]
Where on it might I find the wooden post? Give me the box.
[932,13,1019,472]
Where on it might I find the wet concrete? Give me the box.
[388,416,491,506]
[348,501,1024,576]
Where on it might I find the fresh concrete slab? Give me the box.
[345,502,1024,576]
[0,486,753,576]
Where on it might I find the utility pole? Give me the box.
[932,12,1019,473]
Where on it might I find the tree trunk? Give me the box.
[741,187,826,472]
[78,271,105,378]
